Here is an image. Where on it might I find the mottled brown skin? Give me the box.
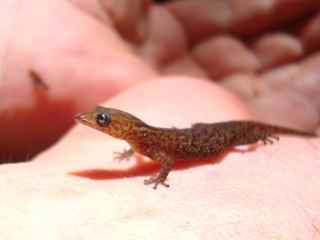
[76,106,317,189]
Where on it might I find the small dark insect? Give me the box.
[29,70,49,91]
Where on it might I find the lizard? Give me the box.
[75,106,317,189]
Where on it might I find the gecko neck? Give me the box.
[125,125,160,146]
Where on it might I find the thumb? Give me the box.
[0,0,156,162]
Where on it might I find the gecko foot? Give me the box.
[113,148,134,162]
[144,176,170,190]
[262,135,280,145]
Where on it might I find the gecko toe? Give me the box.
[113,152,128,161]
[144,176,170,189]
[113,149,133,162]
[262,134,280,145]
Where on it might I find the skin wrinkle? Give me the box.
[296,203,320,240]
[308,140,320,156]
[312,222,320,239]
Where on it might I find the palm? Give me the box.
[0,0,320,238]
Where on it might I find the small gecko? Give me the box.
[75,106,317,189]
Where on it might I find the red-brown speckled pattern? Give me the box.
[76,106,316,189]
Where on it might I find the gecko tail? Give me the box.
[265,124,317,138]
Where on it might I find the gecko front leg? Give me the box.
[144,151,174,189]
[114,148,134,161]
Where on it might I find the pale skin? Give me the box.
[1,0,320,239]
[3,79,320,239]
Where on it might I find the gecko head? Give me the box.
[75,106,145,140]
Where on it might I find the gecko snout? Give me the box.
[75,112,95,128]
[75,112,87,123]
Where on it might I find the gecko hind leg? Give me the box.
[144,152,173,189]
[113,148,134,162]
[262,135,280,145]
[144,176,170,189]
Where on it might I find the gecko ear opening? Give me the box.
[95,112,111,127]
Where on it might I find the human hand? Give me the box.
[2,0,320,161]
[2,77,320,239]
[1,0,320,238]
[0,0,157,161]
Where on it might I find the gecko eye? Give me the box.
[96,112,111,127]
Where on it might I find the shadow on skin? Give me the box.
[69,147,250,180]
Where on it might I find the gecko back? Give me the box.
[179,121,317,158]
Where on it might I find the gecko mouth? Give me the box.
[75,112,91,126]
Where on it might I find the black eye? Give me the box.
[96,112,111,127]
